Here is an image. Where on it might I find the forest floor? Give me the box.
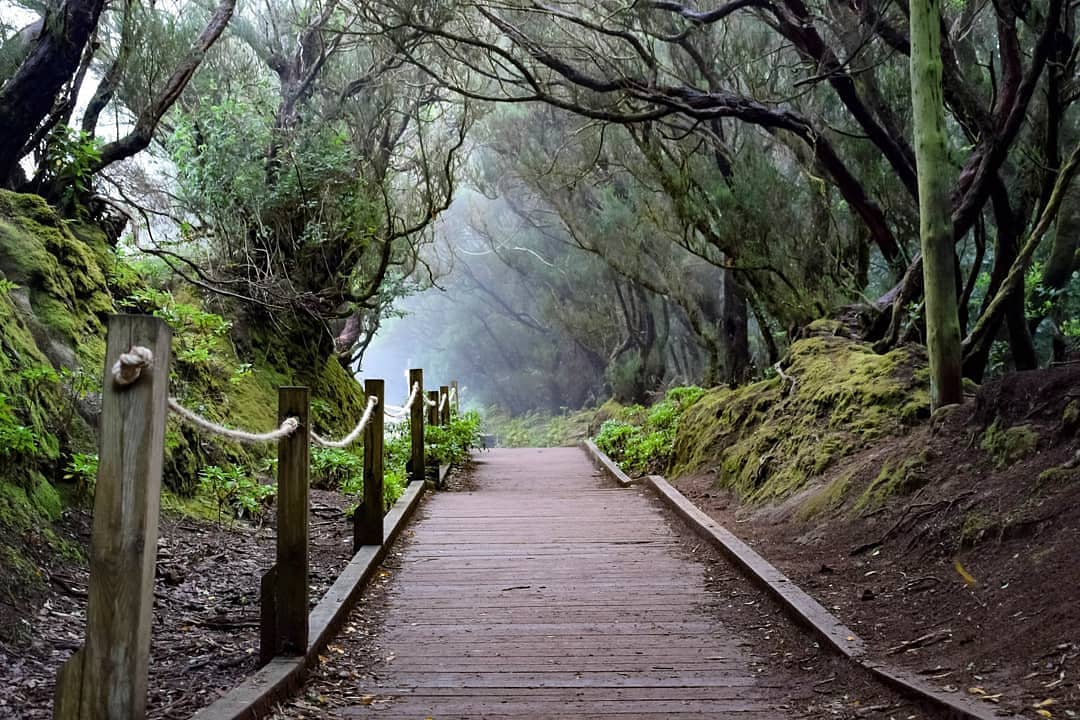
[0,488,361,719]
[672,365,1080,720]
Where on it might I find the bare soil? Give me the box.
[0,489,357,719]
[672,365,1080,719]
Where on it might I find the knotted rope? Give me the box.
[111,346,155,387]
[113,345,301,445]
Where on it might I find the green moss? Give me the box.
[960,511,993,546]
[672,335,929,502]
[1063,400,1080,434]
[803,318,847,336]
[854,455,926,513]
[27,473,62,520]
[980,421,1039,468]
[798,470,854,520]
[1037,465,1079,485]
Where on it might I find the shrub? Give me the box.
[426,409,482,466]
[594,386,705,477]
[198,464,275,523]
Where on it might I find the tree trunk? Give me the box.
[910,0,964,408]
[719,267,750,385]
[0,0,106,185]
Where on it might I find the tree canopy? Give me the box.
[2,0,1079,409]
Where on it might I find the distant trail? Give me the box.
[299,448,918,719]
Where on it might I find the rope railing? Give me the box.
[311,395,379,449]
[68,316,464,720]
[384,381,422,419]
[168,398,301,444]
[115,346,302,444]
[115,348,428,448]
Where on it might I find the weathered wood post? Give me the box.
[356,379,384,550]
[427,390,439,427]
[439,384,451,426]
[275,386,309,655]
[408,369,424,484]
[54,315,171,720]
[451,380,459,415]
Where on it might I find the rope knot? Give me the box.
[112,346,154,387]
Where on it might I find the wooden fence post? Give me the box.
[408,369,424,484]
[356,379,384,550]
[427,390,439,427]
[54,315,171,720]
[451,380,459,415]
[439,385,451,425]
[275,386,309,656]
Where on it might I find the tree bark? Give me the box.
[910,0,963,407]
[719,266,750,385]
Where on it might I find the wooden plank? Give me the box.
[407,369,424,484]
[451,379,459,414]
[276,386,309,656]
[356,378,384,549]
[54,315,171,720]
[279,448,793,719]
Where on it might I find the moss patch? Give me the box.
[853,453,929,513]
[980,421,1039,468]
[797,469,854,520]
[672,335,929,502]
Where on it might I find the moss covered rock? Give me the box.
[672,335,929,502]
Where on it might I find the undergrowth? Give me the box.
[482,406,594,447]
[594,386,705,476]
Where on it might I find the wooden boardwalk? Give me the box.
[334,448,804,719]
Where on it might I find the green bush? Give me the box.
[594,386,704,476]
[426,409,482,466]
[311,447,364,491]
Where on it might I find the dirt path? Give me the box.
[275,448,923,719]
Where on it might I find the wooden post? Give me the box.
[408,369,424,484]
[451,380,459,416]
[54,315,171,720]
[258,565,278,666]
[440,385,451,425]
[275,387,309,656]
[427,390,439,427]
[356,379,384,550]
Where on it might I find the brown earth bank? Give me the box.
[0,489,359,719]
[671,365,1080,720]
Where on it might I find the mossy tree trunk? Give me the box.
[910,0,964,408]
[0,0,106,185]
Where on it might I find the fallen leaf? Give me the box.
[953,559,977,586]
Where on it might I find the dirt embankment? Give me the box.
[672,356,1080,719]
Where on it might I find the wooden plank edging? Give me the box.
[190,478,428,720]
[644,473,1019,720]
[580,439,637,487]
